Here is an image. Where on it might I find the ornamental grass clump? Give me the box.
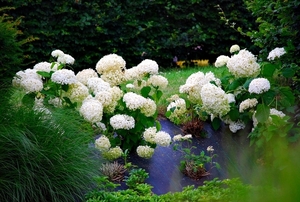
[0,89,99,202]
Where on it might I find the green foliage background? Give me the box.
[1,0,256,71]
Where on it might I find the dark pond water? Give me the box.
[125,118,256,195]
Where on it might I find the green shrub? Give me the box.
[0,88,100,202]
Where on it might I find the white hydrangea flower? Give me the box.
[95,91,113,107]
[95,53,126,74]
[100,69,126,86]
[33,62,52,73]
[87,77,110,94]
[167,98,187,122]
[207,146,214,152]
[12,69,42,87]
[51,49,64,58]
[229,120,245,133]
[200,83,230,118]
[239,98,258,112]
[248,78,270,94]
[227,49,260,78]
[79,97,103,123]
[51,69,77,85]
[267,47,286,61]
[76,68,98,85]
[57,54,75,65]
[64,82,89,104]
[48,97,63,107]
[124,66,144,81]
[136,59,159,75]
[214,55,230,67]
[140,98,157,117]
[173,134,192,142]
[95,122,107,132]
[20,78,43,93]
[227,93,236,103]
[136,145,155,159]
[123,92,146,110]
[147,75,168,89]
[95,135,111,152]
[126,83,135,89]
[229,44,240,53]
[143,127,157,144]
[102,146,123,160]
[270,108,286,118]
[110,114,135,130]
[155,131,171,147]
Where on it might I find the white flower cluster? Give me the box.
[110,114,135,130]
[12,69,43,94]
[33,62,52,73]
[200,83,230,118]
[95,53,126,86]
[252,108,286,129]
[173,134,192,142]
[140,98,157,117]
[267,47,286,61]
[51,49,75,65]
[229,44,240,54]
[207,146,214,152]
[229,120,246,133]
[102,146,123,160]
[76,68,98,85]
[166,98,187,123]
[64,82,89,104]
[87,77,111,94]
[154,131,171,147]
[143,127,157,144]
[147,75,168,89]
[79,96,103,123]
[239,98,258,112]
[136,145,155,158]
[248,78,270,94]
[95,135,111,152]
[136,59,159,75]
[214,55,230,67]
[51,69,77,85]
[226,49,260,78]
[179,71,221,104]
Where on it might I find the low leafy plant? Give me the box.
[100,161,127,182]
[125,168,149,189]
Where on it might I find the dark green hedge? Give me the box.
[2,0,256,71]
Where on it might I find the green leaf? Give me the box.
[262,90,276,105]
[141,86,151,98]
[255,104,270,123]
[37,71,51,78]
[281,68,295,78]
[261,62,277,77]
[61,84,69,92]
[277,87,295,107]
[211,117,221,130]
[228,107,240,121]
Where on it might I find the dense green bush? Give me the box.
[0,88,100,202]
[0,7,35,83]
[2,0,256,70]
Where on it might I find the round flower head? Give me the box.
[123,92,146,110]
[79,97,103,123]
[100,69,126,86]
[110,114,135,130]
[229,120,245,133]
[87,77,111,94]
[51,49,64,58]
[154,131,171,147]
[267,47,286,61]
[76,68,99,85]
[57,54,75,65]
[214,55,230,67]
[270,108,286,118]
[136,59,159,75]
[64,82,89,104]
[136,145,155,159]
[248,78,270,94]
[226,49,260,78]
[12,69,42,87]
[173,134,192,142]
[147,75,168,89]
[167,98,187,123]
[229,44,240,54]
[140,98,157,117]
[143,127,157,144]
[102,146,123,160]
[51,69,77,85]
[33,62,52,73]
[20,78,44,93]
[239,98,258,113]
[95,135,111,152]
[95,91,113,107]
[95,53,126,74]
[124,66,144,81]
[200,83,230,118]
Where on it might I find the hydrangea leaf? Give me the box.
[255,104,270,123]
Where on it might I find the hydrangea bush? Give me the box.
[166,44,299,160]
[12,50,171,160]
